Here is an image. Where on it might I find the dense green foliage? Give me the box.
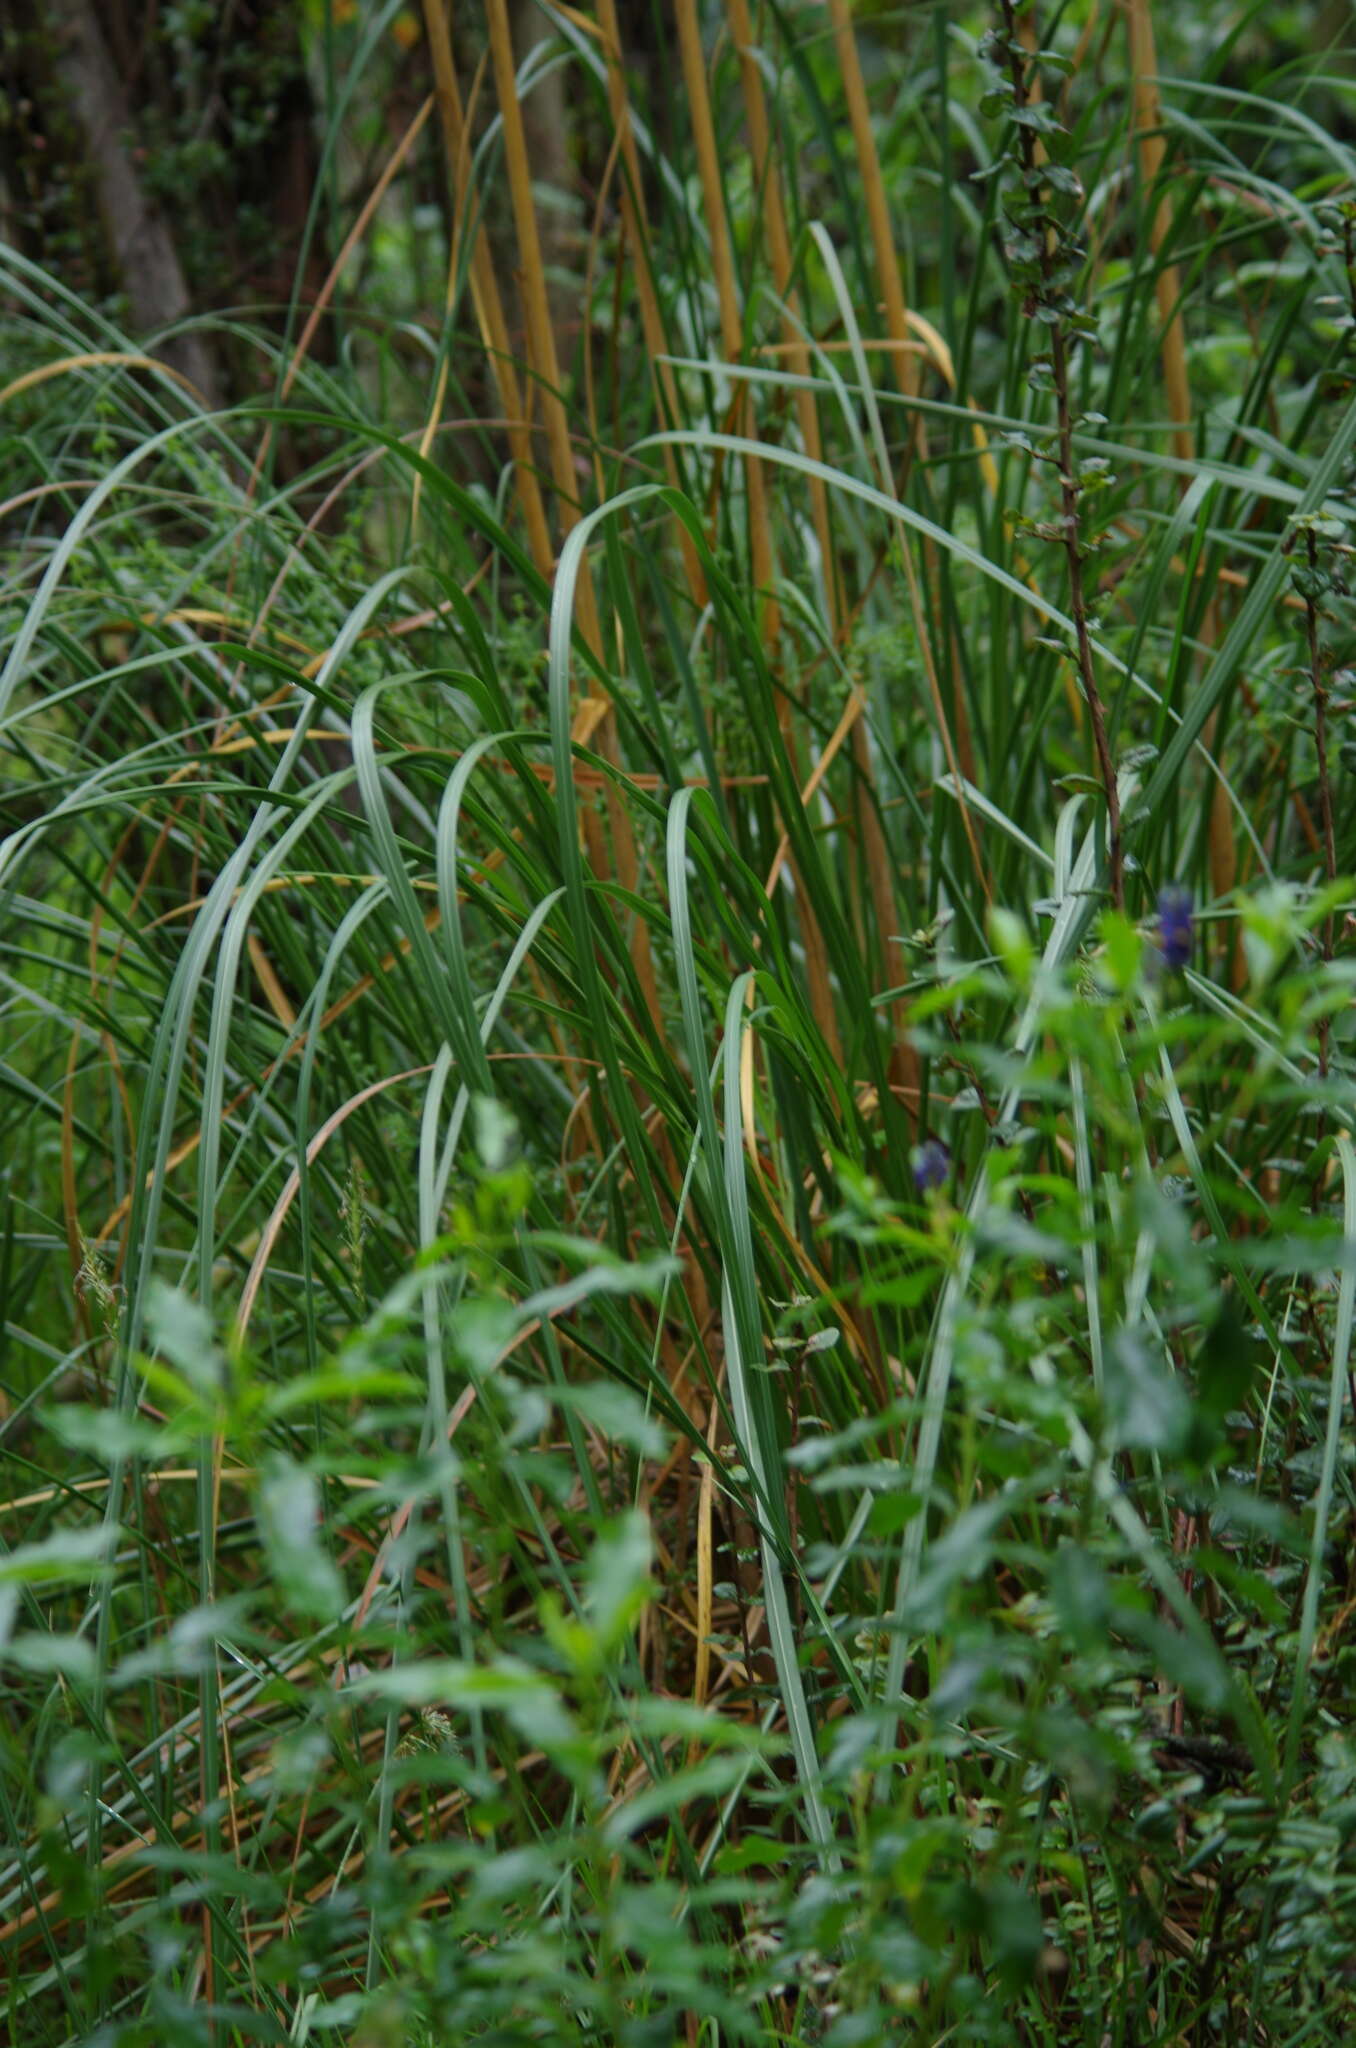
[4,2,1356,2042]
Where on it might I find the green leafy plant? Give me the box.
[4,2,1356,2042]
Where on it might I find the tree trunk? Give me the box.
[2,1,322,405]
[45,0,221,403]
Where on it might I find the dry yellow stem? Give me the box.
[825,0,918,412]
[482,0,660,1027]
[594,0,708,604]
[422,0,555,575]
[676,0,842,1061]
[825,0,979,821]
[729,0,914,1097]
[1122,0,1192,464]
[0,351,203,408]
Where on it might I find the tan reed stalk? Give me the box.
[484,0,592,556]
[674,0,843,1064]
[482,0,661,1027]
[422,0,554,575]
[824,0,978,803]
[1121,2,1235,947]
[825,0,918,418]
[671,0,771,585]
[1121,0,1192,466]
[726,0,916,1107]
[593,0,708,604]
[412,52,484,542]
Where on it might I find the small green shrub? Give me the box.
[4,2,1356,2042]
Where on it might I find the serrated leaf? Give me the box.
[2,1632,98,1682]
[584,1509,654,1657]
[553,1381,668,1458]
[899,1493,1013,1631]
[145,1281,225,1397]
[1196,1291,1260,1418]
[1049,1545,1110,1648]
[1132,1613,1233,1711]
[0,1524,117,1586]
[256,1457,344,1620]
[40,1405,170,1460]
[602,1753,748,1847]
[1105,1328,1192,1454]
[471,1093,518,1172]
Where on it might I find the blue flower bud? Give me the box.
[1157,885,1193,971]
[913,1139,950,1195]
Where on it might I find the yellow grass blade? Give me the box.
[0,351,203,408]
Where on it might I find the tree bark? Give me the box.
[46,0,221,405]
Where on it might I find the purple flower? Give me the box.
[1157,885,1193,971]
[913,1139,950,1195]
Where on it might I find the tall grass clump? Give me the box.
[4,1,1356,2041]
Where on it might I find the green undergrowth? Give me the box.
[4,2,1356,2042]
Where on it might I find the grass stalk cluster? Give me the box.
[3,2,1356,2043]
